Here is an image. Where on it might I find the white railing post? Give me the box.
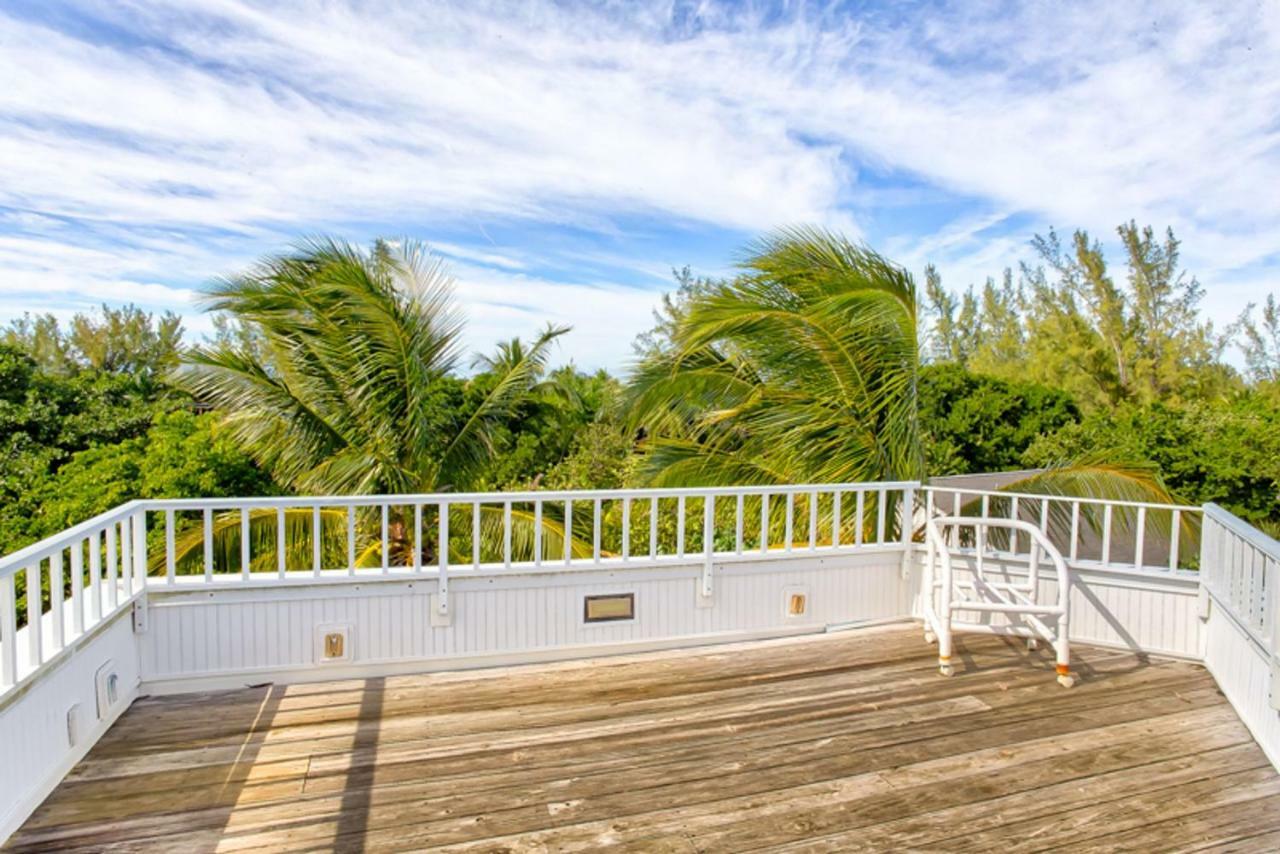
[436,502,450,621]
[701,495,714,599]
[133,510,148,590]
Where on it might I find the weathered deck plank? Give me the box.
[6,625,1278,852]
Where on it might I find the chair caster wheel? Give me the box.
[939,664,954,677]
[1057,674,1075,688]
[1026,638,1038,650]
[924,630,937,644]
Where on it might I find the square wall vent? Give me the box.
[316,623,353,664]
[783,586,811,621]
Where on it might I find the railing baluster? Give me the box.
[277,507,288,578]
[473,502,482,569]
[165,510,176,585]
[503,501,513,568]
[832,490,842,547]
[784,493,794,552]
[26,564,41,667]
[677,496,686,558]
[50,550,64,650]
[1009,496,1020,553]
[1,574,15,687]
[1134,506,1146,570]
[877,489,887,544]
[413,503,422,571]
[345,506,355,575]
[564,499,573,565]
[70,540,84,635]
[622,498,631,561]
[1102,504,1113,565]
[534,500,543,567]
[855,490,865,546]
[735,493,744,555]
[1169,509,1182,571]
[105,523,119,609]
[381,504,390,574]
[649,496,658,559]
[241,508,251,580]
[120,520,133,598]
[592,498,602,564]
[88,529,102,622]
[314,506,324,576]
[1069,501,1080,562]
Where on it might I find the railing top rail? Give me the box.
[139,481,922,511]
[923,484,1197,514]
[1203,503,1280,558]
[0,501,144,578]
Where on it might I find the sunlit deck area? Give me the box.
[8,625,1279,852]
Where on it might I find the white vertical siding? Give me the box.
[1200,504,1280,771]
[1203,610,1280,770]
[140,552,911,691]
[0,611,140,842]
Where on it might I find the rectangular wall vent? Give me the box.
[315,623,353,663]
[584,593,635,623]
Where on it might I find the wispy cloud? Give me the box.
[0,0,1276,369]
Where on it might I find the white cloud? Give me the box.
[0,0,1276,368]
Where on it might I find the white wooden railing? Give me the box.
[923,486,1201,575]
[1199,503,1280,767]
[0,480,1213,698]
[0,482,917,695]
[1201,504,1279,655]
[0,502,148,694]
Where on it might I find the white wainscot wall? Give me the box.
[1203,595,1280,770]
[0,611,139,841]
[139,550,911,693]
[909,553,1201,658]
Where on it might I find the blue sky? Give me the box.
[0,0,1277,371]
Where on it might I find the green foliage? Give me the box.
[926,222,1234,409]
[918,364,1079,476]
[1022,393,1280,526]
[1233,294,1280,386]
[3,304,183,383]
[174,238,566,497]
[0,342,170,556]
[29,410,275,538]
[628,227,924,487]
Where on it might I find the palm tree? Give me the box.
[169,238,574,569]
[626,227,1184,547]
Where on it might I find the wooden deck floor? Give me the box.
[9,625,1280,852]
